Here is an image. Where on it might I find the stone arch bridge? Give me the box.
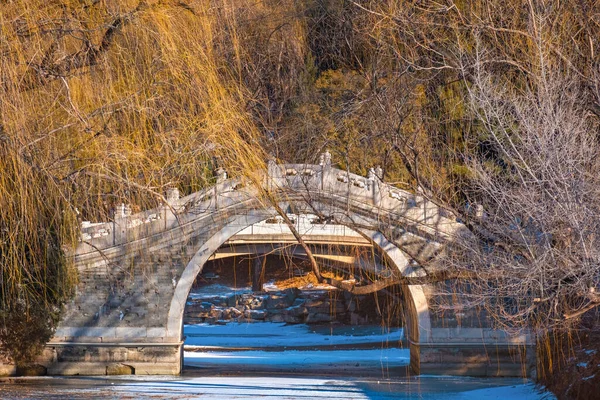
[35,158,534,377]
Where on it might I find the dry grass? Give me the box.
[272,271,347,290]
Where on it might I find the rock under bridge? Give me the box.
[30,157,534,377]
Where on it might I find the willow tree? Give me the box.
[0,0,274,364]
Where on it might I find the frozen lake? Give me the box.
[0,374,553,399]
[184,321,405,348]
[183,321,409,376]
[0,321,554,399]
[0,283,555,399]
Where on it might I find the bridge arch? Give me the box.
[32,160,534,377]
[167,211,431,365]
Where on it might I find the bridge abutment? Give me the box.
[416,342,534,377]
[32,342,182,375]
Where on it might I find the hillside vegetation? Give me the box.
[1,0,599,379]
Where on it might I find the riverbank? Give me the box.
[540,328,600,399]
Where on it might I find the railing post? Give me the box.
[319,150,331,190]
[166,187,180,204]
[368,166,383,207]
[215,167,227,211]
[113,203,131,245]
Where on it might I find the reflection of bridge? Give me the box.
[34,156,534,377]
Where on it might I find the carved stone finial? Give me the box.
[475,204,484,219]
[367,168,376,180]
[319,150,332,167]
[115,203,131,218]
[166,187,180,204]
[216,167,227,183]
[375,166,383,180]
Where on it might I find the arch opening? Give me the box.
[182,252,409,375]
[169,213,430,375]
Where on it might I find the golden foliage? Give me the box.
[0,0,273,362]
[1,0,598,362]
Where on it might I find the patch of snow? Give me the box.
[263,281,279,291]
[582,374,595,381]
[577,362,588,368]
[584,349,596,356]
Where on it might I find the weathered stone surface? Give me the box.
[291,298,305,307]
[283,287,300,301]
[417,345,534,377]
[265,295,291,309]
[16,364,47,376]
[226,295,237,307]
[306,312,332,323]
[304,299,327,308]
[347,301,356,312]
[184,288,375,325]
[244,310,266,320]
[0,363,16,376]
[248,297,266,310]
[285,305,307,318]
[283,314,303,324]
[268,314,285,323]
[106,363,135,375]
[228,307,242,318]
